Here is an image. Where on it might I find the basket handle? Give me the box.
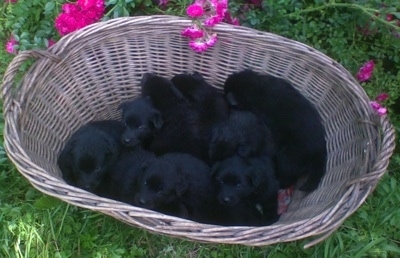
[2,50,61,116]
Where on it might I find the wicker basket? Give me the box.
[2,15,395,247]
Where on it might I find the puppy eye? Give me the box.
[94,166,101,172]
[236,183,242,188]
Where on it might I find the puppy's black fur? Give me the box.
[209,109,275,161]
[171,72,229,127]
[224,69,327,192]
[171,72,230,163]
[134,153,217,223]
[139,73,206,160]
[57,120,124,192]
[212,155,279,225]
[98,146,156,203]
[119,96,164,148]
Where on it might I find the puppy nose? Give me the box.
[222,197,231,204]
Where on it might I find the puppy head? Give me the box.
[209,128,238,161]
[119,97,163,147]
[211,156,266,206]
[70,131,119,190]
[141,73,186,101]
[224,70,262,108]
[134,159,185,210]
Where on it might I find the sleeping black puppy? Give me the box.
[139,73,206,160]
[224,69,327,192]
[171,72,230,164]
[209,109,275,162]
[98,146,156,203]
[171,72,229,127]
[211,155,280,225]
[134,153,217,223]
[118,96,164,148]
[57,120,124,193]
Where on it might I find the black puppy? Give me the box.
[57,120,124,192]
[98,146,156,203]
[134,153,217,223]
[139,73,206,160]
[171,72,229,126]
[118,96,164,148]
[209,109,275,161]
[224,69,327,192]
[212,155,280,225]
[171,72,230,164]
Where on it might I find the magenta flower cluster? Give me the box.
[356,60,375,82]
[182,0,234,53]
[55,0,105,36]
[5,35,18,54]
[356,60,388,116]
[370,93,389,116]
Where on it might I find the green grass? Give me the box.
[1,1,400,257]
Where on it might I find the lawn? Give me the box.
[1,1,400,257]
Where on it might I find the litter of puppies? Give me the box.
[57,69,327,226]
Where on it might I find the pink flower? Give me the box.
[5,0,17,3]
[55,1,104,36]
[5,36,18,54]
[47,39,57,48]
[375,93,389,102]
[370,101,387,116]
[189,40,209,53]
[62,3,80,14]
[356,60,375,82]
[181,26,205,40]
[78,0,104,10]
[205,33,217,47]
[204,15,223,27]
[224,12,240,25]
[186,4,204,18]
[215,1,228,17]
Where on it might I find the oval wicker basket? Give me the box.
[2,15,396,247]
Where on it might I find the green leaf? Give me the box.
[34,195,62,209]
[44,2,55,12]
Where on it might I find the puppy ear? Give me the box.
[226,92,239,106]
[140,73,156,88]
[151,111,164,130]
[118,101,128,111]
[58,142,75,182]
[175,178,188,197]
[104,137,119,162]
[192,72,204,81]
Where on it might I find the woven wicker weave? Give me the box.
[2,15,396,247]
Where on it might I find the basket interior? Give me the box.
[9,17,381,229]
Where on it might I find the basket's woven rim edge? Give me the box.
[48,15,368,102]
